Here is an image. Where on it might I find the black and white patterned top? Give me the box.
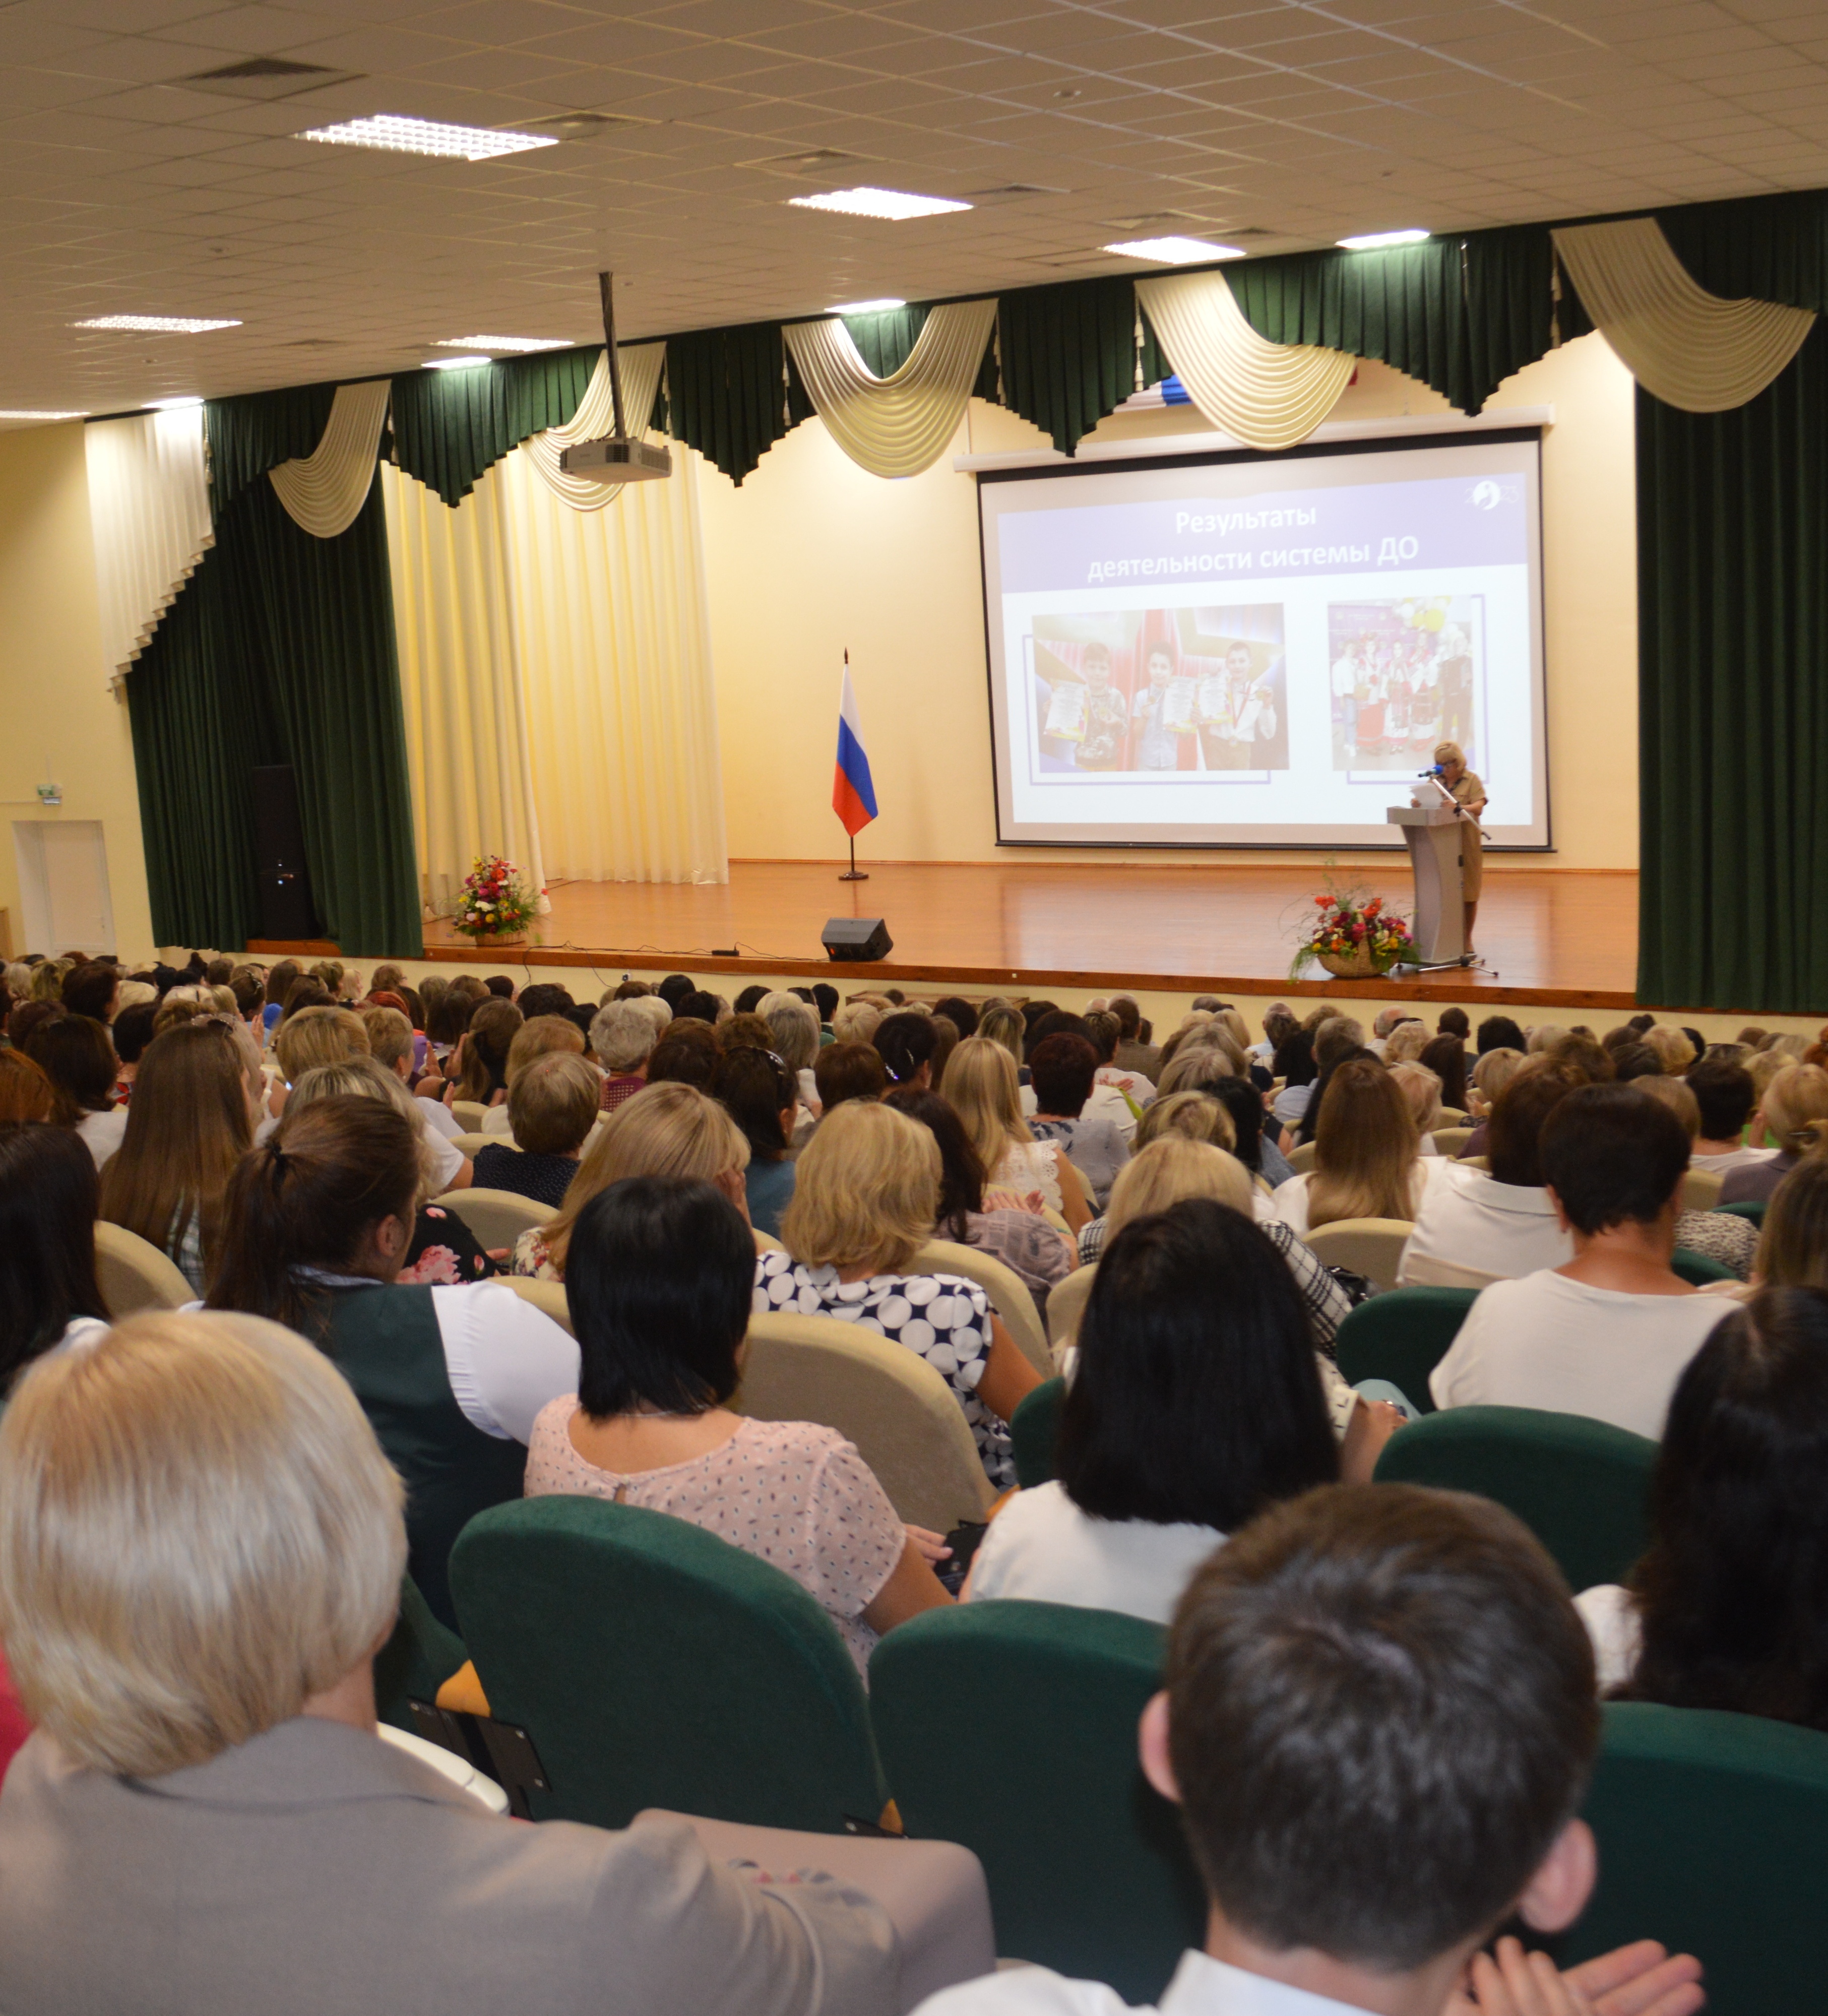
[753,1251,1013,1489]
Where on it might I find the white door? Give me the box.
[13,821,115,957]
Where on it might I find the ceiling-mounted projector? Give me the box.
[560,269,673,483]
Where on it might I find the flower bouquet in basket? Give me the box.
[451,855,539,943]
[1289,870,1414,980]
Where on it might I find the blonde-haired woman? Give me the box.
[1643,1025,1697,1076]
[511,1081,749,1281]
[1388,1061,1445,1147]
[1723,1062,1828,1207]
[940,1036,1092,1233]
[1382,1019,1429,1065]
[757,1100,1041,1487]
[1274,1056,1447,1237]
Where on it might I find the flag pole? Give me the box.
[839,646,869,881]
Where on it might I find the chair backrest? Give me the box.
[450,1098,492,1130]
[93,1220,193,1315]
[1286,1140,1317,1175]
[870,1602,1202,2003]
[1374,1403,1656,1590]
[1044,1263,1097,1350]
[451,1496,888,1834]
[1304,1218,1413,1292]
[915,1238,1051,1374]
[1431,1125,1475,1157]
[1010,1376,1066,1489]
[1671,1245,1736,1286]
[373,1573,468,1734]
[1713,1199,1767,1226]
[427,1186,554,1250]
[1436,1106,1470,1126]
[1333,1285,1480,1413]
[751,1226,784,1253]
[1565,1702,1828,2016]
[497,1274,574,1336]
[736,1310,992,1531]
[1682,1165,1725,1212]
[448,1131,497,1159]
[1399,1251,1502,1290]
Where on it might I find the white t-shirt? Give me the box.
[417,1096,464,1141]
[76,1105,128,1169]
[916,1947,1371,2016]
[1575,1583,1642,1692]
[1272,1158,1448,1240]
[1398,1163,1573,1287]
[1429,1271,1728,1439]
[967,1480,1224,1626]
[418,1109,468,1193]
[425,1281,580,1442]
[1690,1145,1778,1173]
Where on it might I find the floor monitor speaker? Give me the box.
[251,765,320,940]
[821,916,893,962]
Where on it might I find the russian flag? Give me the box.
[833,666,878,838]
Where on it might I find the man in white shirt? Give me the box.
[1431,1084,1728,1437]
[915,1486,1700,2016]
[1685,1058,1776,1173]
[1365,1006,1411,1061]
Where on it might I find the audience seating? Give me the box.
[1332,1286,1479,1412]
[1374,1404,1655,1591]
[1010,1376,1065,1490]
[1436,1107,1471,1126]
[450,1496,891,1834]
[450,1099,493,1130]
[93,1221,192,1315]
[735,1310,993,1532]
[914,1238,1051,1374]
[1399,1253,1502,1290]
[1285,1141,1318,1175]
[449,1130,501,1159]
[1681,1167,1725,1212]
[498,1275,574,1335]
[1671,1246,1736,1286]
[1304,1218,1413,1292]
[1431,1125,1475,1157]
[870,1602,1203,2004]
[1043,1264,1096,1352]
[1563,1702,1828,2016]
[427,1186,552,1250]
[1713,1199,1767,1226]
[751,1226,785,1253]
[373,1574,468,1736]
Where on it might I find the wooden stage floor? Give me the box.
[416,861,1644,1012]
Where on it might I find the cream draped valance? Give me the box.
[1552,217,1816,414]
[517,343,668,510]
[784,299,998,477]
[84,406,214,688]
[268,379,392,537]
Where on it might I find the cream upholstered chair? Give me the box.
[1286,1140,1318,1175]
[1436,1107,1471,1127]
[1683,1166,1725,1213]
[1305,1218,1414,1293]
[1399,1252,1503,1291]
[1432,1126,1476,1158]
[498,1275,574,1336]
[912,1238,1051,1375]
[93,1221,194,1316]
[449,1131,500,1159]
[429,1187,554,1251]
[736,1310,992,1533]
[450,1098,493,1130]
[752,1227,785,1254]
[1044,1264,1097,1356]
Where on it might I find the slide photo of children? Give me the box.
[1027,613,1146,775]
[1326,595,1483,773]
[1179,605,1288,773]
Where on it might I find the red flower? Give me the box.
[1365,897,1382,917]
[1315,895,1333,908]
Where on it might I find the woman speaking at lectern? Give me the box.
[1434,740,1487,952]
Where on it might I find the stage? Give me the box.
[405,860,1646,1012]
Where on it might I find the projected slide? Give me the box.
[980,434,1547,849]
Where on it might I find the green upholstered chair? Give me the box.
[870,1601,1202,2004]
[1712,1199,1767,1226]
[1671,1246,1736,1286]
[450,1495,889,1834]
[1374,1405,1656,1591]
[1010,1376,1065,1490]
[1563,1702,1828,2016]
[1333,1286,1480,1414]
[372,1574,468,1735]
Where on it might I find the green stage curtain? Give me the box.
[996,276,1145,455]
[666,321,801,485]
[1636,322,1828,1012]
[390,347,600,507]
[207,381,337,517]
[1657,188,1828,314]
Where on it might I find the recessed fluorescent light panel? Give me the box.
[74,316,240,333]
[830,297,905,314]
[1103,236,1244,265]
[299,114,557,161]
[435,335,570,352]
[425,354,491,369]
[789,187,970,220]
[1337,229,1430,250]
[148,397,204,410]
[0,409,85,420]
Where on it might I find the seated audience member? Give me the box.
[644,1025,719,1092]
[716,1012,776,1058]
[1107,995,1161,1078]
[968,1199,1345,1623]
[1274,1057,1447,1238]
[1203,1075,1292,1190]
[440,998,523,1112]
[813,1038,889,1115]
[943,1037,1092,1233]
[476,1015,588,1136]
[108,999,157,1104]
[872,1011,939,1093]
[364,1004,460,1143]
[274,1002,368,1088]
[1381,1020,1429,1065]
[1610,1041,1663,1084]
[830,999,883,1046]
[1630,1078,1759,1278]
[527,1177,947,1676]
[98,1022,261,1294]
[1643,1025,1697,1076]
[676,988,724,1025]
[0,1123,109,1379]
[513,1081,749,1282]
[483,975,516,1002]
[656,971,694,1014]
[756,1101,1041,1489]
[472,1054,601,1211]
[1027,1033,1129,1212]
[758,991,822,1114]
[1751,1158,1828,1291]
[932,996,978,1040]
[714,1045,798,1238]
[1268,1028,1318,1135]
[1418,1032,1469,1115]
[208,1099,575,1624]
[886,1087,1074,1316]
[59,959,119,1025]
[25,1015,124,1167]
[0,1311,904,2012]
[733,984,769,1016]
[1430,1085,1730,1436]
[1085,1009,1153,1119]
[1290,1018,1371,1149]
[1721,1061,1828,1205]
[1477,1013,1527,1054]
[26,960,68,1006]
[0,1049,53,1123]
[514,982,574,1023]
[259,958,297,1037]
[925,1485,1702,2016]
[1389,1060,1445,1147]
[1027,1010,1139,1135]
[974,1002,1030,1089]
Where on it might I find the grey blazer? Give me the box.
[0,1717,902,2016]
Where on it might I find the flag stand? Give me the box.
[836,646,871,879]
[839,834,868,883]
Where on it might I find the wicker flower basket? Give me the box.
[1317,947,1386,979]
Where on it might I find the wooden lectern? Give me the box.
[1388,795,1468,965]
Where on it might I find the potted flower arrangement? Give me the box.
[451,854,539,944]
[1289,875,1414,979]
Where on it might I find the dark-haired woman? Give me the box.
[1026,1032,1128,1211]
[524,1176,950,1675]
[712,1045,797,1238]
[25,1015,125,1167]
[1577,1287,1828,1730]
[207,1095,576,1626]
[0,1122,109,1382]
[871,1011,937,1092]
[965,1198,1342,1623]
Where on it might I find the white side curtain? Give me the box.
[784,299,998,476]
[83,407,213,687]
[268,379,391,536]
[1136,272,1357,451]
[1552,217,1816,414]
[518,343,667,510]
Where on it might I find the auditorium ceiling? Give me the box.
[2,0,1826,417]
